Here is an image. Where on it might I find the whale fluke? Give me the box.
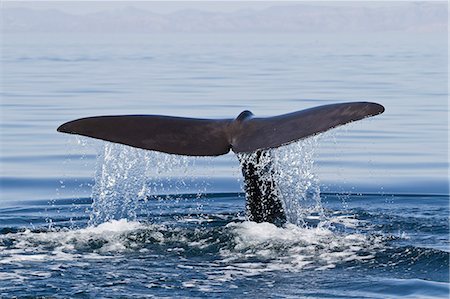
[58,102,384,156]
[58,115,232,156]
[231,102,384,153]
[58,101,384,225]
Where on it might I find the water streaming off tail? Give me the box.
[272,136,323,225]
[91,135,322,226]
[89,142,208,225]
[238,136,322,226]
[89,143,150,226]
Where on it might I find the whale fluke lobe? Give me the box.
[231,102,384,153]
[58,116,233,156]
[58,101,384,226]
[58,102,384,155]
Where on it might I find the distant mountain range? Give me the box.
[2,3,447,33]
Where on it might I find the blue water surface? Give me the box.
[0,32,448,298]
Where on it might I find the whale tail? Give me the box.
[57,101,384,225]
[57,102,384,156]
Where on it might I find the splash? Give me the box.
[237,136,322,226]
[88,131,322,226]
[89,143,150,226]
[272,136,323,225]
[219,221,382,274]
[0,219,147,267]
[89,142,208,225]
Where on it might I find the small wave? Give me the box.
[12,55,153,63]
[365,278,450,298]
[15,56,105,62]
[370,245,450,276]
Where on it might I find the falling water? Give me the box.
[237,136,322,226]
[89,143,150,226]
[89,133,322,226]
[272,136,323,226]
[89,142,207,225]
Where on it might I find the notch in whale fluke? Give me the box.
[57,102,384,156]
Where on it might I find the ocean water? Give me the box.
[0,33,448,298]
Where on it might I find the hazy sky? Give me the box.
[2,1,426,15]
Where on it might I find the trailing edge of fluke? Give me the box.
[57,102,384,156]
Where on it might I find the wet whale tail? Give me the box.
[58,101,384,225]
[57,102,384,156]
